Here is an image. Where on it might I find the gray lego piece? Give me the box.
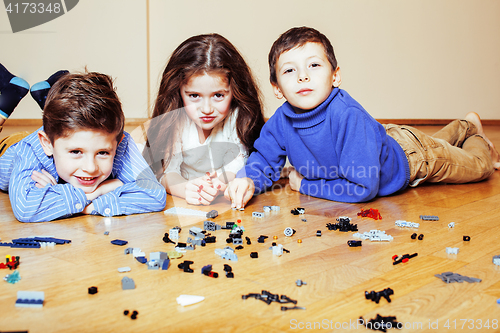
[204,221,221,231]
[420,215,439,221]
[435,272,481,283]
[121,277,136,290]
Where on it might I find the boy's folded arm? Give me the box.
[10,169,89,222]
[90,178,166,216]
[89,135,167,216]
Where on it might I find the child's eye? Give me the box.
[98,151,110,156]
[283,68,294,74]
[188,94,199,99]
[214,93,225,99]
[310,63,320,68]
[69,150,82,155]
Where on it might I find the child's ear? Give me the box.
[38,131,54,157]
[272,84,284,99]
[332,67,342,88]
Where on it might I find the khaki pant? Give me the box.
[0,126,31,158]
[385,120,494,187]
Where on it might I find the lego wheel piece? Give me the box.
[284,227,296,237]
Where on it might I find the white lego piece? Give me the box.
[132,248,145,258]
[395,220,419,228]
[284,227,294,237]
[448,222,455,228]
[446,247,459,254]
[493,255,500,266]
[263,206,271,212]
[150,252,162,261]
[271,206,280,211]
[164,207,207,217]
[189,227,204,239]
[272,244,284,256]
[176,295,205,306]
[215,247,238,261]
[252,212,264,218]
[148,260,160,269]
[169,228,179,240]
[118,267,131,273]
[353,230,393,241]
[39,242,56,247]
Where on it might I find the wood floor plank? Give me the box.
[0,125,499,332]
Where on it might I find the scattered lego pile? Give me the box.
[3,205,492,327]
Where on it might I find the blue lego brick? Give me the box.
[33,237,71,244]
[111,239,128,246]
[11,243,40,249]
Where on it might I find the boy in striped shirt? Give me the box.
[0,64,166,222]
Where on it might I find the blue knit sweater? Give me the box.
[237,88,410,202]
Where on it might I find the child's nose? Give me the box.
[298,74,310,82]
[82,157,98,173]
[200,99,213,114]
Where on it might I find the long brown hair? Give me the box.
[143,33,264,179]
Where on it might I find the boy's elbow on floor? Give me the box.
[14,211,40,223]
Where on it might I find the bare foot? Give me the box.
[465,112,500,169]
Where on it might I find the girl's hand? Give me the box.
[224,177,254,209]
[31,170,57,188]
[288,167,303,192]
[185,175,218,205]
[211,177,227,194]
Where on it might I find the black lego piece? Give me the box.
[178,260,194,273]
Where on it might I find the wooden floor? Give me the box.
[0,125,500,333]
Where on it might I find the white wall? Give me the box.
[1,0,148,119]
[3,0,500,120]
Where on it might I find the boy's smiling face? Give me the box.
[39,129,118,194]
[273,42,341,113]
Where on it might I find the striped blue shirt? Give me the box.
[0,127,166,222]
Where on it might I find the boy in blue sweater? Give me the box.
[0,64,167,222]
[225,27,499,208]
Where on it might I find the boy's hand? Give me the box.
[288,167,303,192]
[82,203,95,215]
[86,179,124,201]
[185,174,218,206]
[224,177,254,209]
[31,170,57,188]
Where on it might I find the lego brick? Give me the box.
[420,215,439,221]
[164,207,207,217]
[111,239,128,246]
[15,291,44,308]
[121,277,136,290]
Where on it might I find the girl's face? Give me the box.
[180,72,233,143]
